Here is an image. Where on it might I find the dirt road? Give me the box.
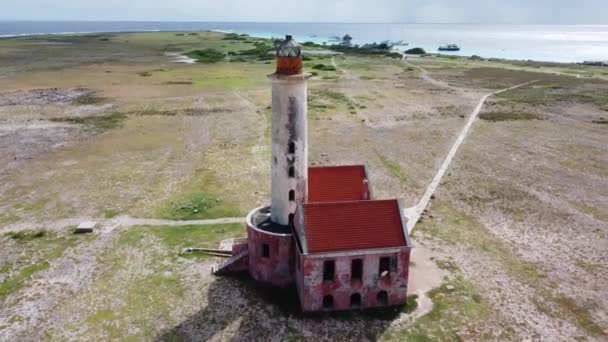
[402,63,538,232]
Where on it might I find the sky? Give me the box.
[2,0,608,24]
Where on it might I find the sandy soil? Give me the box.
[0,32,606,341]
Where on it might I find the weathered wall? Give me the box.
[229,240,249,272]
[296,248,411,312]
[247,224,295,287]
[269,74,309,226]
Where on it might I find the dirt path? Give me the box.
[402,58,466,95]
[0,215,246,234]
[403,78,538,233]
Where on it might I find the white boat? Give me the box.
[438,43,460,51]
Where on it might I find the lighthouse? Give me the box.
[214,35,412,311]
[242,35,310,287]
[269,35,309,226]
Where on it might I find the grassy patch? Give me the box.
[222,33,248,41]
[103,209,120,218]
[14,198,50,212]
[5,229,46,241]
[233,42,274,61]
[155,171,243,220]
[386,276,494,341]
[570,201,608,222]
[574,258,602,273]
[147,223,244,250]
[49,112,126,132]
[435,259,459,272]
[0,262,50,298]
[0,213,20,225]
[0,230,81,299]
[479,111,544,122]
[72,93,106,105]
[71,224,243,340]
[312,63,337,71]
[403,294,419,314]
[186,48,225,63]
[417,202,606,337]
[376,152,408,184]
[160,193,224,220]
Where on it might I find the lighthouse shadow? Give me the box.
[157,273,401,341]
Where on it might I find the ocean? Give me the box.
[1,21,607,63]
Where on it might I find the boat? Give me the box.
[438,43,460,51]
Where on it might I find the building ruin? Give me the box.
[212,35,412,312]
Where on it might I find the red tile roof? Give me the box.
[308,165,370,203]
[301,199,407,253]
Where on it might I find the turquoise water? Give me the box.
[1,21,607,63]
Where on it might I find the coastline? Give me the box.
[1,22,608,63]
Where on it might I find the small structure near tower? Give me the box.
[341,34,353,47]
[212,35,412,312]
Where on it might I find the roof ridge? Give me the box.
[308,164,366,169]
[303,198,398,207]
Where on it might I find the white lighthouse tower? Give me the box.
[268,35,309,226]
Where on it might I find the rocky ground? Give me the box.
[0,32,606,341]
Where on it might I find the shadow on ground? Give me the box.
[157,273,403,341]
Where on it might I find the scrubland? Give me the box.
[0,32,606,341]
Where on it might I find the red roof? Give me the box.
[308,165,370,203]
[301,199,407,253]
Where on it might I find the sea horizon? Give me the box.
[1,21,607,63]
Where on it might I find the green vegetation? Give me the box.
[0,230,81,299]
[72,93,106,105]
[479,111,544,122]
[308,88,364,117]
[147,223,244,250]
[49,112,126,132]
[417,202,606,337]
[103,209,120,218]
[157,192,242,220]
[68,223,243,340]
[155,163,244,220]
[377,152,408,184]
[384,276,494,341]
[0,262,50,299]
[405,48,427,55]
[5,229,46,241]
[312,63,337,71]
[319,89,349,103]
[233,42,274,61]
[403,294,419,314]
[168,193,217,217]
[570,200,608,222]
[222,33,248,41]
[186,48,225,63]
[385,52,403,59]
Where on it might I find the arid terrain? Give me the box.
[0,32,607,341]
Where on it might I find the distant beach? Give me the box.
[1,21,607,63]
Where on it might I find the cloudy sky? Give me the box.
[3,0,607,24]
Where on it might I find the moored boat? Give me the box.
[438,43,460,51]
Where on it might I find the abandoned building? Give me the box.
[212,35,412,312]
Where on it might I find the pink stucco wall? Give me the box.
[247,223,295,287]
[296,247,411,312]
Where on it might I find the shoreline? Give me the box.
[0,28,605,65]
